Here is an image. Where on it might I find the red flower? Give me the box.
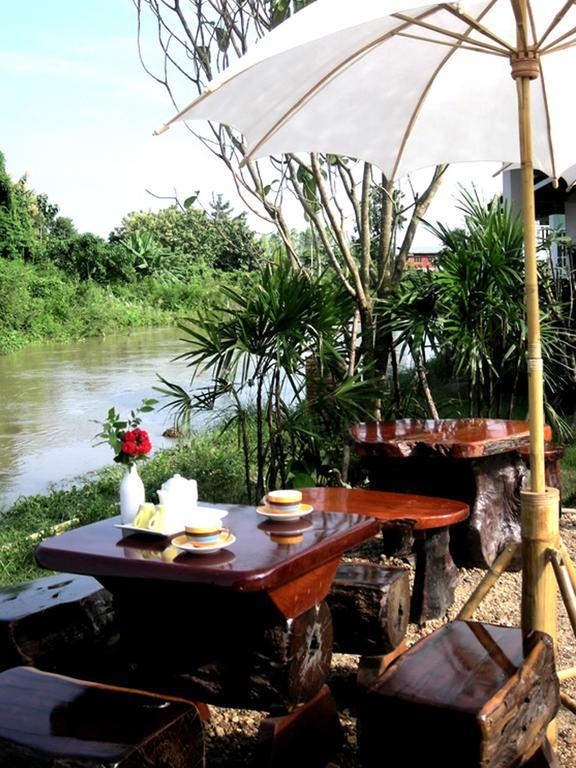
[121,428,152,458]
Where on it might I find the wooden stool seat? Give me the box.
[327,563,410,654]
[357,620,559,768]
[0,666,204,767]
[0,574,115,671]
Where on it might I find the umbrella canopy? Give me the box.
[158,0,572,646]
[158,0,576,184]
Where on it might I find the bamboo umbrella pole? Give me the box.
[512,17,559,645]
[512,9,561,736]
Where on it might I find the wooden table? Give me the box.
[301,487,469,621]
[35,504,379,712]
[351,419,553,568]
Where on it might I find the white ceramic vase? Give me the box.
[119,463,145,525]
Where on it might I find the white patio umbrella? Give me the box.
[157,0,576,646]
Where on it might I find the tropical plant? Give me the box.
[383,188,576,419]
[157,253,379,501]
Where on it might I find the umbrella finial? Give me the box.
[153,124,170,136]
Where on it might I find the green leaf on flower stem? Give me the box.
[139,406,154,413]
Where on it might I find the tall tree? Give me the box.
[0,152,39,261]
[134,0,447,380]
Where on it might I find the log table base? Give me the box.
[0,666,204,767]
[351,420,552,569]
[102,578,333,713]
[327,564,410,654]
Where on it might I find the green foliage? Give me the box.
[158,252,378,501]
[112,200,263,276]
[45,232,135,283]
[0,258,170,354]
[383,188,575,418]
[0,153,39,261]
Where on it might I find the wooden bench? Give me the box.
[301,487,469,622]
[0,666,204,767]
[357,620,560,768]
[0,573,116,672]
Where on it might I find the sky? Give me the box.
[0,0,503,245]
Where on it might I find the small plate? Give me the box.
[256,503,314,522]
[171,530,236,555]
[115,523,182,538]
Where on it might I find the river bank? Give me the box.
[0,258,225,355]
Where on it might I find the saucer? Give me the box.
[171,530,236,555]
[256,503,313,522]
[115,523,181,538]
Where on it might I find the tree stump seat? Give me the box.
[0,666,204,767]
[327,563,410,655]
[357,620,560,768]
[0,574,116,672]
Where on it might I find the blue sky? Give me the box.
[0,0,238,237]
[0,0,501,242]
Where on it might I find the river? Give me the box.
[0,327,213,511]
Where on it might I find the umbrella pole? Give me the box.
[514,68,559,653]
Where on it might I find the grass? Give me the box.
[0,430,248,587]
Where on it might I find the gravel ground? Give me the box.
[203,511,576,766]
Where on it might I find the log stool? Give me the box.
[519,443,564,505]
[0,666,204,767]
[327,563,410,655]
[0,574,116,672]
[357,621,559,768]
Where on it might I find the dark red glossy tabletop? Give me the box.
[300,487,468,530]
[35,504,379,593]
[351,419,552,459]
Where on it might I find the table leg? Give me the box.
[256,685,342,767]
[365,453,526,569]
[410,526,459,623]
[467,453,525,569]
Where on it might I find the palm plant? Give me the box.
[382,188,575,420]
[158,254,378,501]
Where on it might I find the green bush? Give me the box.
[0,259,174,353]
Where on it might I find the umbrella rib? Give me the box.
[541,36,576,54]
[536,62,559,182]
[439,2,517,53]
[242,7,444,164]
[510,0,530,50]
[540,23,576,54]
[535,0,576,49]
[391,2,500,179]
[393,7,512,56]
[396,31,508,56]
[526,2,560,183]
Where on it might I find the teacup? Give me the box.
[185,511,225,543]
[266,489,302,513]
